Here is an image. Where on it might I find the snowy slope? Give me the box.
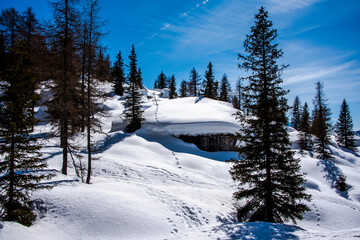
[1,87,360,239]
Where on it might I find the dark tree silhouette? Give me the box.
[229,6,310,223]
[335,99,355,150]
[123,45,143,132]
[312,81,332,159]
[298,102,313,152]
[0,41,53,226]
[291,96,301,130]
[112,50,125,96]
[169,74,177,99]
[188,67,201,97]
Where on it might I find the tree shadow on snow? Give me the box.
[92,132,132,153]
[317,160,341,188]
[317,160,350,199]
[213,221,303,240]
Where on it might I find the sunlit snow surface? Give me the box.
[1,86,360,239]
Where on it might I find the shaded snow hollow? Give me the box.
[1,87,360,239]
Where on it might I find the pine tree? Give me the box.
[179,79,188,98]
[95,47,111,82]
[137,67,143,88]
[312,81,332,159]
[188,67,201,96]
[0,41,53,226]
[0,8,22,48]
[202,61,218,99]
[0,30,5,74]
[169,74,177,99]
[232,95,240,110]
[112,50,125,96]
[229,6,310,223]
[335,99,355,150]
[219,74,231,102]
[77,0,107,184]
[22,7,50,82]
[155,71,167,89]
[47,0,82,175]
[298,102,313,151]
[124,44,143,132]
[291,96,301,130]
[232,78,243,110]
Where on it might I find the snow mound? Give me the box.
[143,96,240,136]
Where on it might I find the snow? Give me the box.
[1,87,360,239]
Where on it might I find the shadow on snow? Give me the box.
[213,221,303,240]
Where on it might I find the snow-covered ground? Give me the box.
[1,86,360,239]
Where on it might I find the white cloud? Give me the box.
[264,0,323,13]
[284,62,354,85]
[161,23,171,30]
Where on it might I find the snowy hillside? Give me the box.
[1,87,360,239]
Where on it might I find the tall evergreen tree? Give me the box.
[0,8,22,48]
[137,67,143,88]
[81,0,107,184]
[312,81,332,159]
[232,78,243,110]
[47,0,82,175]
[0,30,5,74]
[335,99,355,150]
[229,6,310,223]
[298,102,313,152]
[202,61,218,99]
[0,41,53,226]
[155,71,167,89]
[219,74,231,102]
[123,44,143,132]
[169,74,177,99]
[179,79,188,98]
[95,47,111,82]
[112,50,125,96]
[291,96,301,130]
[232,95,240,110]
[188,67,201,96]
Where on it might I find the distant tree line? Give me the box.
[290,83,356,154]
[150,62,245,111]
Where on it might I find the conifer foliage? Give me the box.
[47,0,82,175]
[154,71,167,89]
[202,61,218,99]
[335,99,355,150]
[123,45,143,132]
[219,74,231,102]
[229,6,310,223]
[112,50,125,96]
[179,80,188,98]
[0,42,53,226]
[291,96,301,130]
[312,81,332,159]
[188,67,201,97]
[298,102,313,151]
[168,75,177,99]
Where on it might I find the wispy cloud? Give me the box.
[161,23,171,31]
[264,0,323,13]
[284,62,355,85]
[137,0,212,47]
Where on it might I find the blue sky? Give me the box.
[1,0,360,129]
